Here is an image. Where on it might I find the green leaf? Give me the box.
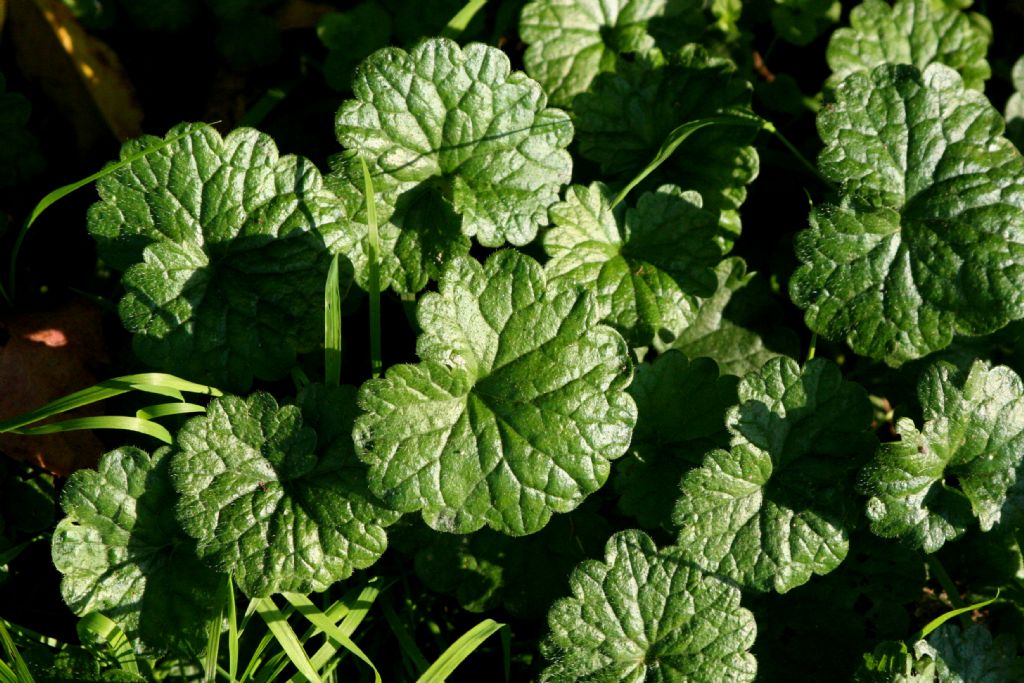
[330,38,573,294]
[665,257,799,376]
[826,0,991,91]
[418,619,506,683]
[52,447,224,655]
[673,357,876,593]
[613,350,737,529]
[170,388,400,597]
[354,250,636,535]
[540,529,757,682]
[89,124,354,391]
[790,63,1024,366]
[518,0,706,107]
[861,360,1024,552]
[771,0,841,46]
[0,73,44,187]
[573,45,760,222]
[914,623,1024,682]
[543,182,723,348]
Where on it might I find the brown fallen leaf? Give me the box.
[7,0,143,150]
[0,297,109,475]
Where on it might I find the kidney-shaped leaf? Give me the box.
[543,182,722,348]
[89,124,352,391]
[826,0,991,91]
[790,64,1024,366]
[518,0,706,107]
[673,357,876,593]
[354,251,637,536]
[861,361,1024,553]
[573,45,759,220]
[331,38,573,294]
[52,447,224,655]
[540,529,757,682]
[171,390,400,598]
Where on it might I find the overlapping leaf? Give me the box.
[790,63,1024,366]
[574,45,759,221]
[541,529,757,682]
[673,357,876,593]
[413,505,612,618]
[861,361,1024,552]
[89,124,352,391]
[353,251,636,536]
[613,351,737,529]
[916,623,1024,682]
[663,257,800,376]
[543,182,723,348]
[171,389,400,597]
[827,0,991,91]
[331,38,573,293]
[519,0,706,107]
[52,447,224,655]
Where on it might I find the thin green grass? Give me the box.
[359,157,383,379]
[442,0,488,39]
[324,254,343,387]
[611,112,765,208]
[417,619,508,683]
[0,619,34,683]
[254,597,322,683]
[77,612,139,674]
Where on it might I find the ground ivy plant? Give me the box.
[22,1,1024,679]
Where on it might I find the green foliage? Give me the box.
[791,63,1024,366]
[89,124,352,391]
[518,0,706,107]
[541,529,758,682]
[771,0,841,46]
[543,182,722,347]
[673,357,876,593]
[318,4,392,91]
[1006,55,1024,151]
[52,447,224,656]
[573,45,759,224]
[354,251,636,535]
[330,38,573,294]
[613,351,737,529]
[827,0,991,91]
[170,390,399,597]
[861,360,1024,552]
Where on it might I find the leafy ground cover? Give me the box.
[2,0,1024,681]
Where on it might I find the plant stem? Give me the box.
[763,122,836,192]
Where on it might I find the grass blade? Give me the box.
[8,123,214,301]
[204,597,224,683]
[359,156,382,379]
[282,594,381,683]
[77,612,138,673]
[324,253,343,387]
[135,402,205,420]
[910,590,1000,642]
[9,416,172,444]
[610,112,765,208]
[228,576,239,683]
[417,619,506,683]
[0,372,220,433]
[0,619,34,683]
[442,0,487,39]
[254,597,322,683]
